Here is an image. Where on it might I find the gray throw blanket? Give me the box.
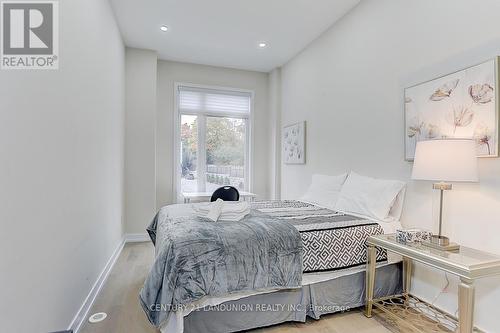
[140,208,303,328]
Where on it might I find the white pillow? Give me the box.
[335,172,406,222]
[388,187,406,221]
[300,173,348,209]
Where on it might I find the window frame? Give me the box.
[173,82,254,203]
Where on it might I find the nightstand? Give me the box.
[365,234,500,333]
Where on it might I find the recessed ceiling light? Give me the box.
[160,25,169,32]
[258,42,267,48]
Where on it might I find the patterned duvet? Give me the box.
[252,200,387,273]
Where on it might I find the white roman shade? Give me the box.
[178,86,251,116]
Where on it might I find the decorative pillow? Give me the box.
[335,172,406,222]
[300,173,348,209]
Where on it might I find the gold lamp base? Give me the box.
[432,235,450,246]
[422,235,460,251]
[422,182,460,252]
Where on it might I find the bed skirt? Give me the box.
[181,262,402,333]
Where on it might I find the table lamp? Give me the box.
[411,139,478,251]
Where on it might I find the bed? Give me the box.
[140,199,403,333]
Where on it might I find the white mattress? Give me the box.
[157,202,402,333]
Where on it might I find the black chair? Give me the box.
[210,186,240,202]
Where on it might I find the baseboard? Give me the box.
[68,238,125,333]
[124,233,150,242]
[67,233,150,333]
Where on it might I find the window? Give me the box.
[176,85,251,200]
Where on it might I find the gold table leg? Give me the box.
[365,244,376,317]
[458,278,475,333]
[403,256,412,303]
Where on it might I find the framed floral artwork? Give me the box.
[404,57,499,161]
[283,121,306,164]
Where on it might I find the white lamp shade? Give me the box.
[411,139,479,182]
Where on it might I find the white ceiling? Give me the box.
[110,0,360,72]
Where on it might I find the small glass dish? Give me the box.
[396,228,432,244]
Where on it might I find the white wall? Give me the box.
[125,48,157,233]
[268,68,282,199]
[156,60,270,209]
[0,0,125,331]
[280,0,500,331]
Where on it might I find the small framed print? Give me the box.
[283,121,306,164]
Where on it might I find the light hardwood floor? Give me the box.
[80,242,393,333]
